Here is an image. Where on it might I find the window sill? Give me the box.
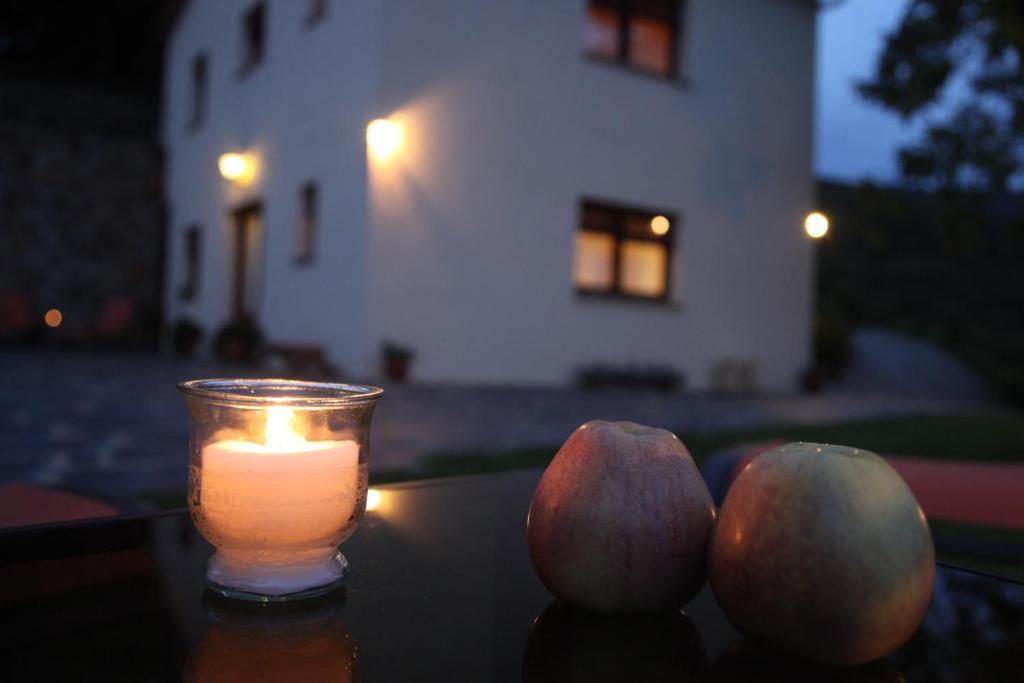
[575,289,683,311]
[583,53,690,88]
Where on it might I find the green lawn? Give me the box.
[373,411,1024,483]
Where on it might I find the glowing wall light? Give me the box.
[44,308,62,328]
[218,152,256,184]
[804,211,829,239]
[650,215,670,236]
[366,118,403,162]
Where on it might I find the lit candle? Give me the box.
[198,406,363,595]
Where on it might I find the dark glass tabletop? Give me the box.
[0,469,1022,682]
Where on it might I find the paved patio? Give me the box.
[0,350,995,497]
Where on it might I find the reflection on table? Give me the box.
[184,593,356,682]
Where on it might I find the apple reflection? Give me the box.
[703,641,905,683]
[183,594,356,682]
[522,601,707,682]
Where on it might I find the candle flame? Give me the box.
[265,406,306,450]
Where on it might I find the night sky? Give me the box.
[815,0,966,185]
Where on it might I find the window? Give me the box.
[296,182,318,264]
[305,0,327,27]
[187,53,207,130]
[239,3,266,74]
[574,200,675,301]
[179,226,201,301]
[584,0,681,77]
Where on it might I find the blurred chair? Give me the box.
[0,293,33,341]
[92,297,136,344]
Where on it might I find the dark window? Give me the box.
[584,0,681,77]
[240,3,265,74]
[296,182,318,265]
[179,226,201,301]
[574,199,675,301]
[305,0,327,27]
[187,53,207,130]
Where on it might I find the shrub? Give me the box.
[171,318,203,357]
[813,315,852,380]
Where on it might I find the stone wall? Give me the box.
[0,80,163,345]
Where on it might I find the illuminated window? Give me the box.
[574,231,616,291]
[584,0,681,77]
[296,182,318,265]
[239,3,266,74]
[574,200,675,301]
[187,53,208,131]
[305,0,327,27]
[179,226,202,301]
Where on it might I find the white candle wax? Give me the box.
[197,407,362,594]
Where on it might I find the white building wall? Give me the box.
[163,0,379,372]
[163,0,814,390]
[365,0,815,389]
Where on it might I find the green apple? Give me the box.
[709,442,934,666]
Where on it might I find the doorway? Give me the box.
[231,203,264,320]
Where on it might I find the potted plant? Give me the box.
[213,316,263,363]
[381,340,414,383]
[171,318,203,358]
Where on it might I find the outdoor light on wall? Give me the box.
[650,215,671,236]
[804,211,829,239]
[366,118,403,162]
[218,152,256,184]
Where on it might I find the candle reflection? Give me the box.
[184,594,356,682]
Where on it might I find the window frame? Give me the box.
[186,52,208,132]
[178,225,202,302]
[295,181,318,266]
[584,0,683,80]
[238,2,266,78]
[574,198,677,304]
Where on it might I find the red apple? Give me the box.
[709,442,935,667]
[527,420,716,613]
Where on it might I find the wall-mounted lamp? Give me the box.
[650,215,670,236]
[804,211,829,239]
[218,152,256,184]
[366,118,403,162]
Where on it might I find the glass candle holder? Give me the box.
[179,379,383,601]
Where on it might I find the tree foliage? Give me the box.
[858,0,1024,192]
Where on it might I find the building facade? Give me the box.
[162,0,816,389]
